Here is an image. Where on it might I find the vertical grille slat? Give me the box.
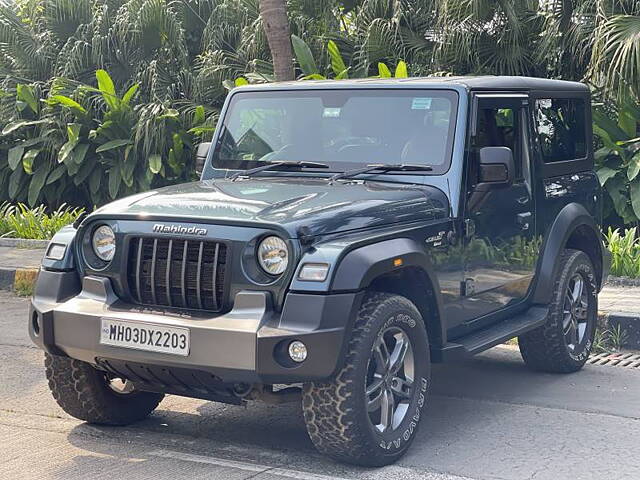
[196,242,204,310]
[150,239,158,305]
[211,243,220,311]
[181,241,188,307]
[165,240,173,307]
[127,236,227,312]
[134,238,143,303]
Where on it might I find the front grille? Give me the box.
[127,237,227,311]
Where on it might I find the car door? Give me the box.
[458,94,538,327]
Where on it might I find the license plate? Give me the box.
[100,318,190,356]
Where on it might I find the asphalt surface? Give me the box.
[1,291,638,480]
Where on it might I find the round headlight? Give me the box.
[257,236,289,275]
[92,225,116,262]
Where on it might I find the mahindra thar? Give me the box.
[30,76,610,466]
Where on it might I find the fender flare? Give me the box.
[532,202,604,304]
[331,237,447,345]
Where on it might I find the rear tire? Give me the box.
[519,249,597,373]
[302,293,431,466]
[45,353,164,425]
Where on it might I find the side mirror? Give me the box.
[195,142,211,176]
[478,146,514,188]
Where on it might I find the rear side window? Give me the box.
[535,98,587,163]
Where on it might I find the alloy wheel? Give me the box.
[563,273,589,351]
[365,326,415,433]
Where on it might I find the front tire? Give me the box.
[302,293,431,466]
[519,249,598,373]
[45,353,164,425]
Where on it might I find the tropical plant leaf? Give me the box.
[16,84,38,114]
[58,140,78,164]
[73,143,90,165]
[28,163,50,206]
[67,123,81,143]
[597,166,618,186]
[395,61,408,78]
[96,139,132,153]
[108,164,120,199]
[8,146,24,171]
[22,149,39,174]
[627,151,640,181]
[2,119,51,135]
[328,40,348,78]
[631,178,640,220]
[302,73,326,80]
[291,34,318,75]
[193,105,205,125]
[148,154,162,174]
[49,95,86,114]
[89,168,101,195]
[122,84,140,105]
[96,69,119,110]
[46,164,67,185]
[8,167,23,199]
[378,62,392,78]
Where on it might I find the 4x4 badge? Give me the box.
[152,224,208,236]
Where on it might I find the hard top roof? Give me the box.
[238,75,588,92]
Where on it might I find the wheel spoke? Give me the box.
[373,338,390,373]
[380,388,395,431]
[391,376,413,399]
[366,374,384,397]
[389,335,409,375]
[566,323,579,347]
[570,277,583,304]
[562,313,574,334]
[367,387,384,412]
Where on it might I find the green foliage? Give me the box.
[604,227,640,278]
[593,98,640,225]
[0,0,638,216]
[0,202,84,240]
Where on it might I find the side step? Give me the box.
[434,306,548,362]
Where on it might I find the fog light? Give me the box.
[288,341,308,363]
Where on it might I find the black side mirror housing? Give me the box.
[478,146,514,188]
[195,142,211,176]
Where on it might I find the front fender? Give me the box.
[330,237,440,292]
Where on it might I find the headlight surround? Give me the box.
[92,225,116,262]
[257,236,289,275]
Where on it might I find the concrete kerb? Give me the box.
[0,238,49,249]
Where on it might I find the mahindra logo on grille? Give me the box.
[152,224,208,236]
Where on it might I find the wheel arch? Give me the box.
[331,238,446,349]
[532,202,605,304]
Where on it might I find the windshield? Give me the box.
[211,89,458,175]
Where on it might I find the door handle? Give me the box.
[517,212,532,231]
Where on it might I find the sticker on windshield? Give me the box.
[323,107,341,118]
[411,98,432,110]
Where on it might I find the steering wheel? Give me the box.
[258,144,295,162]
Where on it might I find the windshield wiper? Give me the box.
[229,160,329,180]
[329,163,433,183]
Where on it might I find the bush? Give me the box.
[0,203,84,240]
[604,227,640,278]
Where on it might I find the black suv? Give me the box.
[30,77,610,466]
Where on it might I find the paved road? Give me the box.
[1,292,638,480]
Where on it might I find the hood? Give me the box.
[91,177,450,237]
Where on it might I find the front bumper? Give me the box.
[30,272,359,386]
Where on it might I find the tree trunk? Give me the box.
[259,0,294,81]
